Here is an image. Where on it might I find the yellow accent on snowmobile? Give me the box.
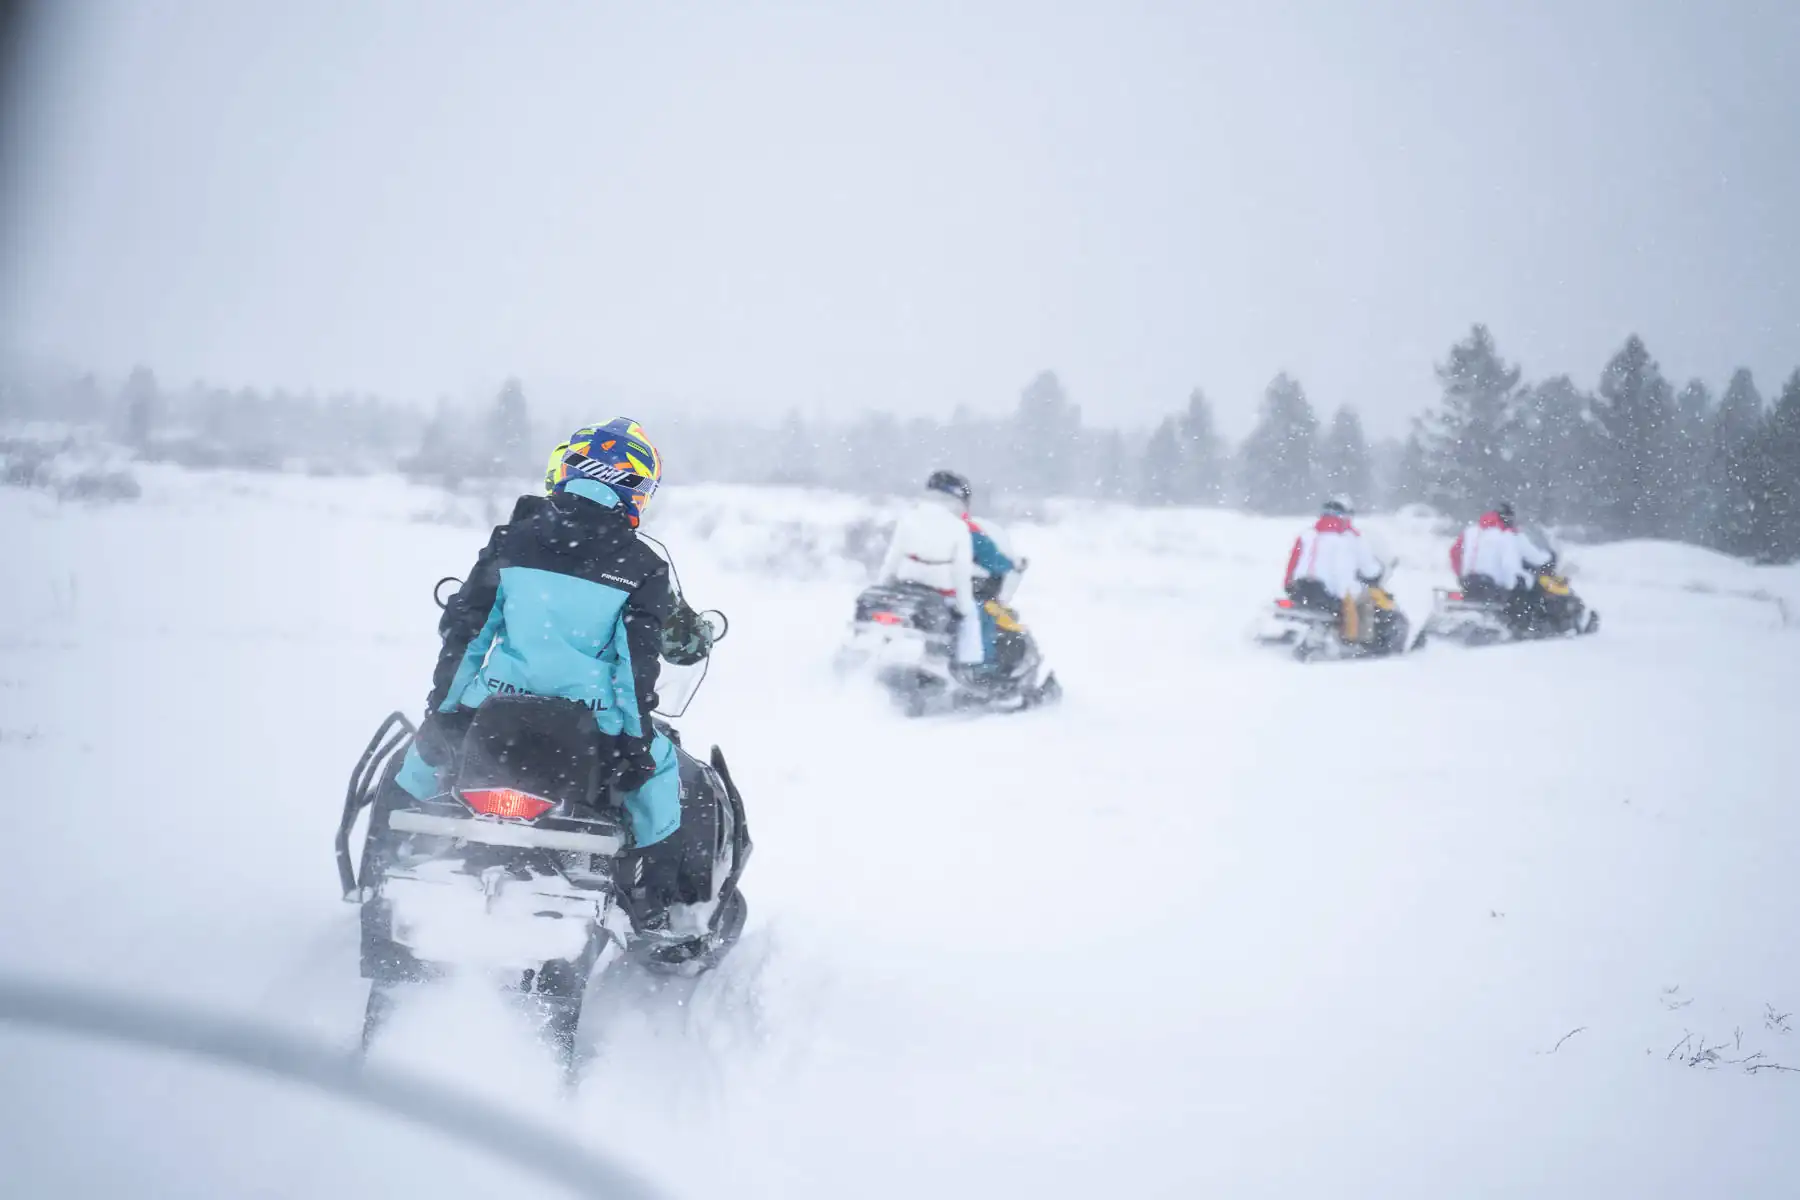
[1340,591,1360,642]
[1539,574,1573,597]
[984,600,1025,633]
[1370,586,1396,611]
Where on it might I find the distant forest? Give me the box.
[4,325,1798,561]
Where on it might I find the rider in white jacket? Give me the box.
[1450,502,1551,599]
[878,470,1017,667]
[1284,498,1383,612]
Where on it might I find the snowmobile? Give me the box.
[336,590,749,1075]
[837,580,1061,717]
[1252,567,1412,663]
[1412,557,1599,649]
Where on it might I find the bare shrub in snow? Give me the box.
[0,437,140,503]
[58,470,141,503]
[1663,1010,1800,1075]
[2,442,54,489]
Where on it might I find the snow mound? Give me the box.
[1,468,1797,1197]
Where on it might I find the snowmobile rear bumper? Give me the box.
[386,809,626,856]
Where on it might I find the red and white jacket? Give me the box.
[878,492,985,664]
[1450,512,1551,588]
[1284,514,1383,599]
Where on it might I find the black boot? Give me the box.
[640,888,748,976]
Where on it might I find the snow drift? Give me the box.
[1,463,1797,1198]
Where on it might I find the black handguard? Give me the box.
[661,599,714,666]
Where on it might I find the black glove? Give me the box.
[612,739,658,794]
[661,601,714,666]
[412,711,460,769]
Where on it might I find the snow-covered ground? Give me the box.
[2,464,1798,1197]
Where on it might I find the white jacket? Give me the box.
[1285,515,1383,599]
[1453,515,1551,588]
[878,493,984,664]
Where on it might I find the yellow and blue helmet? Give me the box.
[544,418,663,525]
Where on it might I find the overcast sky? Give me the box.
[2,0,1796,436]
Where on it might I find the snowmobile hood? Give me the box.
[1313,514,1355,534]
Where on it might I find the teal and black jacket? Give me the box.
[425,481,675,791]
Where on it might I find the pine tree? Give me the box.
[1177,389,1226,505]
[1138,417,1184,505]
[1012,370,1081,498]
[1710,368,1765,555]
[1715,368,1765,446]
[64,372,105,422]
[1591,335,1676,539]
[1365,436,1404,510]
[1742,370,1800,563]
[1667,379,1716,543]
[1509,375,1595,528]
[410,397,471,487]
[122,366,161,447]
[1386,426,1430,509]
[1092,428,1131,501]
[1418,324,1522,520]
[1239,372,1319,514]
[1318,406,1373,510]
[485,378,532,477]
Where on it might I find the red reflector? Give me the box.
[1275,598,1294,608]
[1449,592,1465,602]
[870,611,904,625]
[461,787,554,820]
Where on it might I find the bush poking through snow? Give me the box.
[57,469,142,503]
[1663,1013,1800,1075]
[1,436,140,503]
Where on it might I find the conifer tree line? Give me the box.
[668,330,1800,563]
[1394,325,1800,563]
[3,329,1797,562]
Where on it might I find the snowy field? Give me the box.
[2,464,1799,1198]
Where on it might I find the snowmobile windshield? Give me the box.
[655,655,708,717]
[656,606,727,717]
[1521,523,1561,563]
[634,531,726,718]
[1360,529,1397,578]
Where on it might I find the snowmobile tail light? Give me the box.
[460,787,555,821]
[1448,592,1464,601]
[1275,598,1294,609]
[870,611,904,625]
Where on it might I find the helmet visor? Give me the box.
[563,449,658,512]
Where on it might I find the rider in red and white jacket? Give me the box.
[1284,498,1383,614]
[1449,502,1551,601]
[878,470,1021,668]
